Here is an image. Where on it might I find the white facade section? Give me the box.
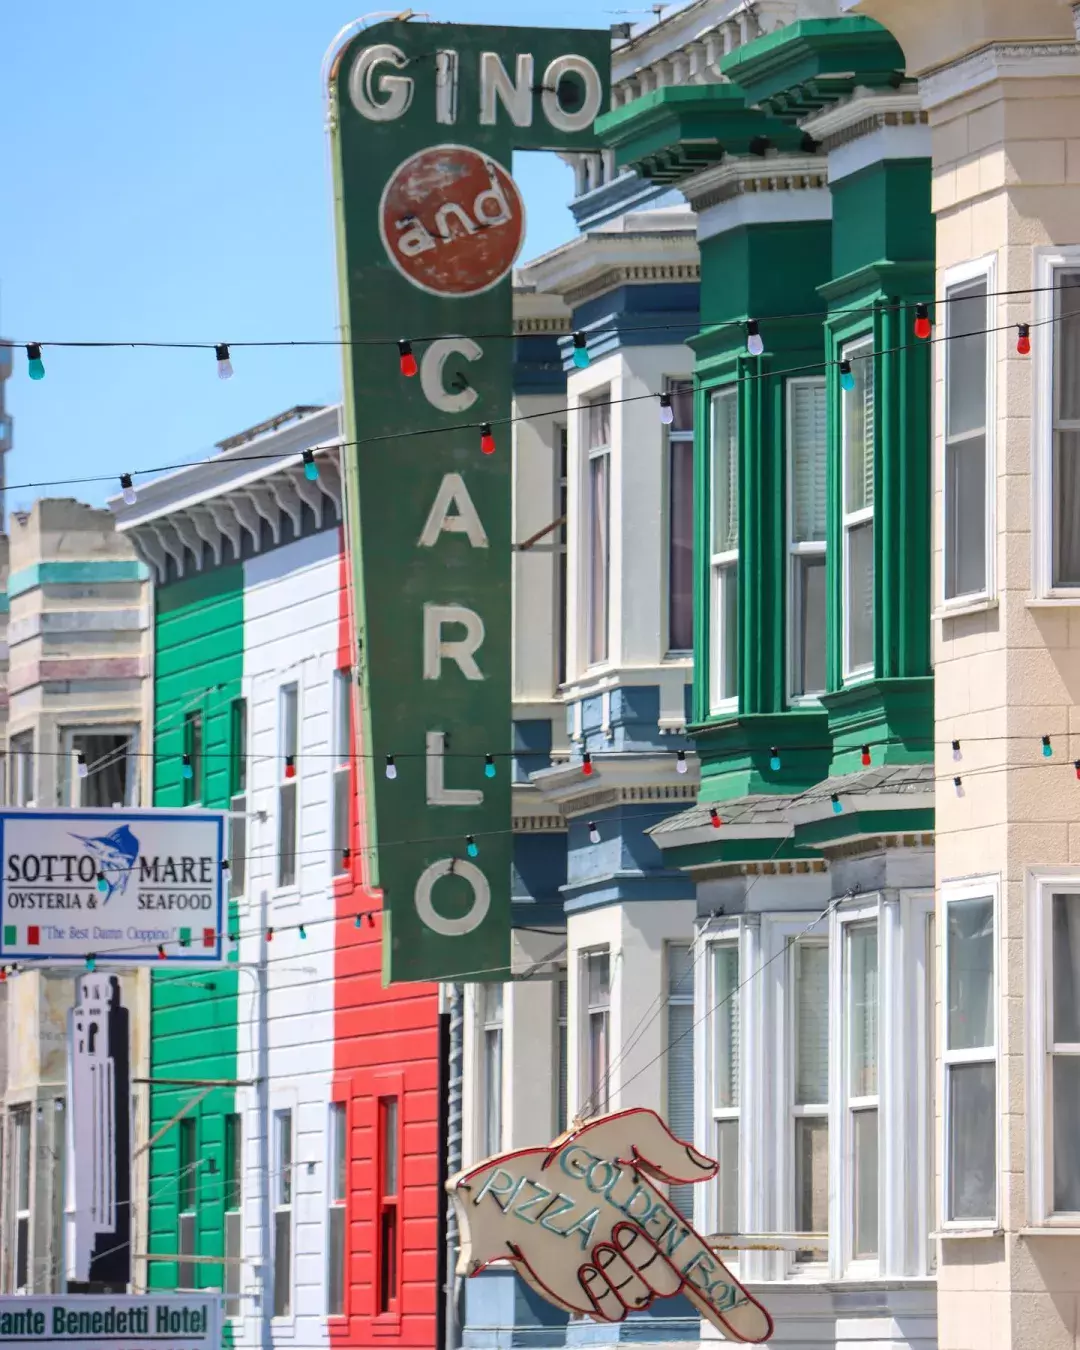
[234,528,341,1347]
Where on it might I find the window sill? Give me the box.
[934,597,998,621]
[1019,1226,1080,1236]
[1026,596,1080,608]
[930,1227,1003,1239]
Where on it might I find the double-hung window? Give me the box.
[666,379,695,653]
[66,728,138,807]
[377,1098,400,1314]
[332,670,351,874]
[481,984,503,1157]
[942,884,997,1224]
[183,712,203,806]
[584,395,611,668]
[709,388,739,711]
[846,924,879,1261]
[585,951,611,1113]
[557,427,568,690]
[327,1102,346,1315]
[944,268,992,602]
[178,1116,197,1290]
[273,1109,293,1318]
[666,942,696,1218]
[555,969,568,1136]
[841,337,875,678]
[1046,264,1080,589]
[711,942,740,1233]
[229,700,247,899]
[793,942,829,1260]
[10,732,33,808]
[277,685,298,889]
[224,1113,242,1318]
[787,379,827,699]
[10,1108,31,1291]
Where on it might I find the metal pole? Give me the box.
[444,984,463,1350]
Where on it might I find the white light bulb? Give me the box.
[120,473,137,506]
[588,822,601,844]
[77,757,88,779]
[747,333,764,356]
[659,396,674,425]
[215,344,234,380]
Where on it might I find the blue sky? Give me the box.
[0,1,623,511]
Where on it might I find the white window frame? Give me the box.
[223,1110,243,1321]
[10,731,34,808]
[664,377,696,657]
[61,725,140,808]
[9,1107,31,1293]
[840,334,875,682]
[941,254,996,611]
[583,392,612,672]
[480,983,504,1159]
[272,1106,294,1321]
[791,931,831,1272]
[940,876,1000,1232]
[327,1100,347,1316]
[276,683,299,893]
[1034,248,1080,597]
[838,909,881,1274]
[555,967,569,1137]
[709,387,739,715]
[786,377,828,704]
[331,669,351,875]
[703,928,741,1243]
[1026,871,1080,1227]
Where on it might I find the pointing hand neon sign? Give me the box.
[448,1107,773,1341]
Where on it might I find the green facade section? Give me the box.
[147,567,244,1298]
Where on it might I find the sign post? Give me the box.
[328,22,610,982]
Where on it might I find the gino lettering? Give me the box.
[469,1147,695,1261]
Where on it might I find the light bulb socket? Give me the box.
[26,343,41,362]
[573,331,587,351]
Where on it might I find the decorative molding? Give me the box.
[512,813,567,833]
[563,261,701,309]
[683,157,828,214]
[811,108,928,156]
[919,40,1080,110]
[512,315,573,335]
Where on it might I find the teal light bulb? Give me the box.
[573,347,590,369]
[831,795,843,815]
[303,450,319,482]
[96,872,108,894]
[466,836,479,858]
[181,755,193,780]
[484,755,496,779]
[769,749,781,772]
[840,362,856,393]
[86,955,96,973]
[26,344,44,380]
[1042,736,1053,758]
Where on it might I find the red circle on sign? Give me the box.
[378,145,526,298]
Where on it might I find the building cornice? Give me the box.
[918,39,1080,109]
[110,406,344,583]
[516,218,700,303]
[682,152,829,210]
[800,89,928,147]
[530,753,699,815]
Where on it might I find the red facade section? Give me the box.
[332,543,442,1347]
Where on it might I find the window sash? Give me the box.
[841,337,875,679]
[183,712,203,805]
[556,969,569,1135]
[1051,269,1080,588]
[10,733,33,808]
[668,435,695,653]
[709,561,738,710]
[788,377,827,700]
[587,449,610,666]
[944,276,990,601]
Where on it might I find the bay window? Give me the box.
[793,942,829,1260]
[943,268,992,602]
[709,388,739,711]
[667,379,695,653]
[584,395,611,667]
[841,337,874,678]
[711,942,740,1234]
[943,884,997,1224]
[787,379,827,699]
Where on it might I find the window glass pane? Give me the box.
[712,392,738,554]
[667,999,695,1219]
[713,562,738,704]
[1054,428,1080,587]
[1053,893,1080,1043]
[847,519,874,672]
[277,1111,292,1206]
[585,395,610,450]
[948,1062,996,1220]
[1053,273,1080,586]
[225,1210,242,1317]
[15,1112,30,1211]
[1053,1057,1080,1211]
[669,439,694,651]
[379,1207,398,1311]
[230,798,247,898]
[327,1207,345,1316]
[589,1012,609,1113]
[795,944,829,1105]
[947,897,994,1050]
[587,952,610,1007]
[849,925,878,1099]
[843,340,874,513]
[853,1108,879,1258]
[281,685,298,760]
[484,1025,502,1157]
[382,1099,399,1197]
[179,1117,196,1211]
[70,732,132,808]
[946,281,988,439]
[790,380,827,542]
[715,1119,739,1233]
[793,555,826,698]
[1054,270,1080,421]
[333,768,350,873]
[231,699,248,794]
[667,378,694,433]
[945,435,987,599]
[588,453,610,666]
[178,1212,196,1292]
[794,1119,828,1235]
[11,733,33,807]
[329,1103,346,1203]
[334,670,351,763]
[557,971,568,1134]
[278,783,297,888]
[224,1113,241,1210]
[273,1210,291,1317]
[184,713,202,804]
[713,945,740,1110]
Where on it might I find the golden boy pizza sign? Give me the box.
[448,1109,772,1340]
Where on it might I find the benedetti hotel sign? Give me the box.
[449,1109,773,1340]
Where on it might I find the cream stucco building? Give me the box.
[846,0,1080,1346]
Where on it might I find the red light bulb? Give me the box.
[1017,324,1031,355]
[709,807,722,829]
[861,744,871,767]
[285,755,296,780]
[398,339,418,378]
[480,423,495,455]
[582,752,593,777]
[914,304,932,340]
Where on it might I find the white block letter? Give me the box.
[424,604,485,680]
[418,473,489,549]
[414,858,491,937]
[425,731,483,806]
[349,45,413,121]
[541,55,603,133]
[480,52,534,127]
[419,337,483,415]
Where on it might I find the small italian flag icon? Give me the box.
[27,927,39,946]
[2,925,14,946]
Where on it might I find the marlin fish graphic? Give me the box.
[70,825,139,905]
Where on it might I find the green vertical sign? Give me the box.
[329,21,609,982]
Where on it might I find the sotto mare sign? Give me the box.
[449,1109,773,1341]
[0,809,226,965]
[328,21,609,982]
